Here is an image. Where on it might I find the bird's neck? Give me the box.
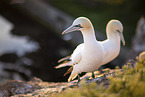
[81,28,97,45]
[107,30,120,46]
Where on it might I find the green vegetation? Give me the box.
[50,51,145,97]
[49,0,145,46]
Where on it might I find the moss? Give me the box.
[50,51,145,97]
[138,51,145,62]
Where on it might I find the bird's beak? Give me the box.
[62,25,82,35]
[118,31,125,46]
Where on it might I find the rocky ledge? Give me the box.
[0,68,115,97]
[0,51,145,97]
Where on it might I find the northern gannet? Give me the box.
[100,19,125,65]
[56,18,125,82]
[57,17,104,82]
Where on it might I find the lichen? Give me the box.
[50,51,145,97]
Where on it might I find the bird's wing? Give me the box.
[70,43,83,64]
[55,56,71,69]
[55,43,83,69]
[99,40,110,64]
[67,44,87,82]
[65,44,83,78]
[58,55,71,63]
[100,42,109,59]
[55,61,72,69]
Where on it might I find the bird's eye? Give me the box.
[74,24,83,28]
[116,30,121,33]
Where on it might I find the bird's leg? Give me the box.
[77,74,80,83]
[92,72,95,78]
[98,67,103,74]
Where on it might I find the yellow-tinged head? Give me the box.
[62,17,93,35]
[106,20,125,46]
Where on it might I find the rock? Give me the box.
[0,69,112,97]
[0,77,74,97]
[133,16,145,52]
[129,16,145,59]
[0,60,32,84]
[0,53,18,63]
[0,80,36,97]
[0,68,121,97]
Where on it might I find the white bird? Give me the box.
[56,18,125,82]
[57,17,104,82]
[100,19,125,65]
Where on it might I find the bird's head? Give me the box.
[107,20,125,46]
[62,17,93,35]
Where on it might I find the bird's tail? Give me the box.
[68,70,78,82]
[64,67,73,76]
[58,55,71,63]
[55,61,73,69]
[55,56,73,69]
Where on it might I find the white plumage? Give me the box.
[56,17,125,82]
[99,20,125,65]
